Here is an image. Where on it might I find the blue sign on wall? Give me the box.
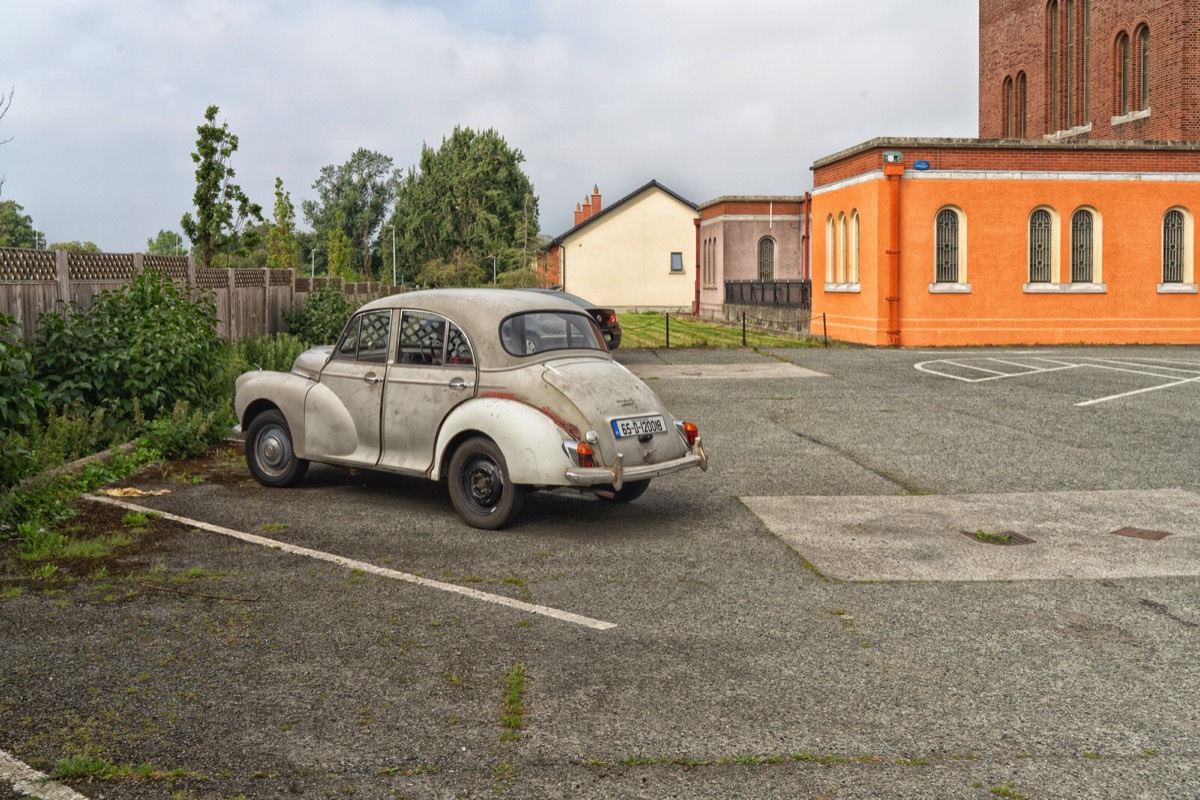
[914,160,931,171]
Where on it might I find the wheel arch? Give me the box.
[432,398,575,485]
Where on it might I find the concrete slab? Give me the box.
[625,361,825,380]
[741,488,1200,582]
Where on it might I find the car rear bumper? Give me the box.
[563,438,707,490]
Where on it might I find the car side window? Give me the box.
[397,311,447,366]
[333,311,391,363]
[446,322,474,366]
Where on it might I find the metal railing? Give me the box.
[724,279,811,310]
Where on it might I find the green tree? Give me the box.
[389,126,539,286]
[146,229,188,255]
[266,177,302,271]
[303,148,396,280]
[325,210,352,279]
[180,104,263,269]
[47,241,100,253]
[0,200,37,248]
[415,248,486,288]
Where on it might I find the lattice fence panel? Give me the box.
[0,248,57,281]
[144,255,190,281]
[67,251,135,281]
[196,268,229,289]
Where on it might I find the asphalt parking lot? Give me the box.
[2,345,1199,799]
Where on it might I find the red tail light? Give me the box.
[682,421,699,446]
[577,442,595,468]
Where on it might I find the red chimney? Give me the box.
[591,185,602,214]
[574,203,583,226]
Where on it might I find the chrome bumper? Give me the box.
[564,438,708,491]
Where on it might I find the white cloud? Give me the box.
[1,0,977,250]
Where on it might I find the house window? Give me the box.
[1029,209,1054,283]
[1017,72,1028,136]
[1071,209,1094,283]
[1118,31,1130,115]
[825,214,835,282]
[1048,0,1059,130]
[836,213,847,283]
[758,237,774,282]
[1004,76,1014,137]
[849,210,860,283]
[935,209,960,283]
[670,252,683,273]
[1163,209,1185,284]
[1138,25,1150,111]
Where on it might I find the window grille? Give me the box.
[758,238,774,282]
[1071,209,1094,283]
[1163,210,1184,283]
[1029,210,1052,283]
[935,209,959,283]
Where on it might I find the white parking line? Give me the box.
[916,354,1200,406]
[88,496,617,631]
[0,749,90,800]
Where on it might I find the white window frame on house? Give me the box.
[824,214,835,283]
[670,252,684,273]
[1025,206,1062,292]
[848,210,860,284]
[1069,206,1105,291]
[930,206,970,293]
[1160,207,1197,293]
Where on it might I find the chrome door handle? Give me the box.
[448,377,474,390]
[363,374,384,384]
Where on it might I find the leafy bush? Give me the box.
[234,332,309,372]
[0,404,131,492]
[34,270,225,420]
[283,285,356,345]
[139,400,228,461]
[0,312,42,434]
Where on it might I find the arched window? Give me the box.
[825,215,835,283]
[1004,76,1015,137]
[1163,209,1185,284]
[1138,25,1150,111]
[1029,209,1054,283]
[1081,0,1091,125]
[758,237,775,282]
[836,213,847,283]
[1117,31,1130,115]
[935,209,960,283]
[1071,208,1095,283]
[849,211,860,283]
[1017,72,1028,136]
[1048,0,1059,130]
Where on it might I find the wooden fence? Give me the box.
[0,247,387,345]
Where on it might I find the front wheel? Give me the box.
[245,409,309,487]
[598,479,651,503]
[447,437,525,530]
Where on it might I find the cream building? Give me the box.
[545,180,699,311]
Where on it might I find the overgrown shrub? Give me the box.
[0,404,132,491]
[283,285,355,345]
[0,312,42,434]
[234,332,309,372]
[34,270,225,420]
[139,400,228,461]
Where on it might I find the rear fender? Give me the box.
[433,397,574,485]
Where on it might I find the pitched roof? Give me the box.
[545,179,698,248]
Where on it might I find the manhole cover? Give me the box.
[1110,527,1171,541]
[960,530,1036,546]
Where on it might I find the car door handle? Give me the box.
[448,377,474,390]
[363,374,384,384]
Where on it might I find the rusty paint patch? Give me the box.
[1111,527,1171,541]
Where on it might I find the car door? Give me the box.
[303,309,392,465]
[378,310,477,474]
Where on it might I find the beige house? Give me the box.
[543,181,699,311]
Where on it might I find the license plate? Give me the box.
[611,414,667,438]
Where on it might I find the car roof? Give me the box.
[520,288,594,309]
[355,288,605,365]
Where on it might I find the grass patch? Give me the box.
[500,663,526,742]
[617,312,814,349]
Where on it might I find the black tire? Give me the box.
[245,409,309,487]
[447,437,525,530]
[598,479,651,503]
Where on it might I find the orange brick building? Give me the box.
[811,1,1200,347]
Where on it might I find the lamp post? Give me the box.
[388,223,396,287]
[311,248,320,278]
[490,254,498,284]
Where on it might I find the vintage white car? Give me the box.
[234,288,708,529]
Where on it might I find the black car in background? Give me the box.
[522,288,622,349]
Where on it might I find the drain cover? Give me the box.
[960,530,1036,546]
[1110,527,1171,541]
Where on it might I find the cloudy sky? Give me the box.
[3,0,978,252]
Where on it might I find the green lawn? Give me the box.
[616,312,817,349]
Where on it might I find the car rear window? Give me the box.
[500,311,606,356]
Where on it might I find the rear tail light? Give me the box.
[576,442,595,468]
[681,421,699,446]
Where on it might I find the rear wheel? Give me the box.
[448,437,525,530]
[598,479,651,503]
[245,409,309,487]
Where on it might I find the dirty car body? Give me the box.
[234,288,707,529]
